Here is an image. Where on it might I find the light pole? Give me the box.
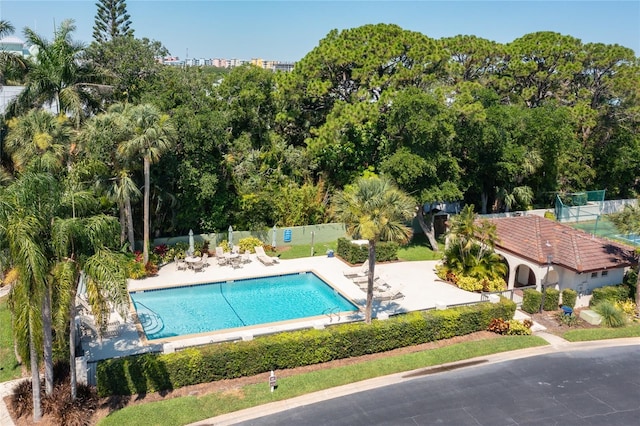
[540,254,553,313]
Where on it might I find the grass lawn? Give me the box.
[97,335,547,426]
[563,323,640,342]
[0,296,22,382]
[275,234,443,262]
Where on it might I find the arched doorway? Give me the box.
[514,264,536,288]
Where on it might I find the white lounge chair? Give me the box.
[343,259,369,278]
[374,284,405,302]
[254,246,278,265]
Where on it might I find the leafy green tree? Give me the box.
[87,36,167,102]
[608,205,640,316]
[118,104,176,263]
[92,0,134,43]
[7,19,107,127]
[333,176,414,323]
[380,87,461,249]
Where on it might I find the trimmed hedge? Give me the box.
[521,289,542,314]
[97,299,516,396]
[561,289,577,308]
[336,238,399,264]
[543,288,560,311]
[590,284,630,307]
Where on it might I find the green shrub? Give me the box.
[506,319,532,335]
[593,301,626,328]
[561,289,577,308]
[554,311,582,327]
[97,299,516,396]
[336,238,399,264]
[456,276,483,292]
[590,284,630,307]
[521,289,542,314]
[543,288,560,311]
[481,278,507,292]
[615,299,637,317]
[238,237,264,254]
[543,210,556,220]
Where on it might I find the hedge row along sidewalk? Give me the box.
[97,299,516,396]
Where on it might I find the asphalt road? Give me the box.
[234,345,640,426]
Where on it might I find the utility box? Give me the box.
[579,309,602,325]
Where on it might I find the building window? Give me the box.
[601,271,608,277]
[591,272,598,278]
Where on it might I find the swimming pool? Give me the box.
[129,272,359,340]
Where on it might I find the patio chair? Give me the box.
[343,259,369,279]
[175,256,187,271]
[191,260,205,272]
[254,246,276,265]
[201,253,209,266]
[242,250,252,263]
[215,246,228,266]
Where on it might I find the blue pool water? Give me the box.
[130,272,358,340]
[616,233,640,246]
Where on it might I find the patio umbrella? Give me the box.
[228,226,233,246]
[272,225,277,248]
[188,229,194,256]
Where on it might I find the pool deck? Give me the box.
[81,255,482,363]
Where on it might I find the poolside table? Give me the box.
[184,256,202,269]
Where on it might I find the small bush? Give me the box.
[543,288,560,311]
[593,301,626,328]
[544,210,556,220]
[561,289,577,308]
[506,319,532,335]
[554,311,582,327]
[487,318,509,334]
[522,289,542,314]
[336,238,400,264]
[10,380,32,419]
[457,276,483,292]
[615,299,637,318]
[238,237,264,254]
[590,284,631,307]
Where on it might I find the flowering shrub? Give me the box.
[488,318,509,334]
[506,319,532,335]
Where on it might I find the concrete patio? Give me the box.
[81,255,483,364]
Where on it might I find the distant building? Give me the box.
[0,36,31,57]
[156,54,294,72]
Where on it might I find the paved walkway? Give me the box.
[0,378,26,426]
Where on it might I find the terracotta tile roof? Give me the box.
[484,216,635,273]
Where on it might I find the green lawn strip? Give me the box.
[562,324,640,342]
[0,296,22,382]
[98,336,547,426]
[397,244,443,261]
[275,243,337,260]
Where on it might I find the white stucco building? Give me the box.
[486,216,634,295]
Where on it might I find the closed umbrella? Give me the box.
[228,226,233,246]
[272,225,277,248]
[188,229,194,256]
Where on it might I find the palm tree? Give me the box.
[0,173,56,422]
[333,176,414,323]
[609,204,640,316]
[118,104,176,263]
[3,109,72,175]
[77,109,140,250]
[7,19,109,127]
[444,204,507,281]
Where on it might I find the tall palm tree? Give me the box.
[7,19,109,127]
[118,104,176,263]
[0,173,56,422]
[77,109,140,250]
[333,176,414,323]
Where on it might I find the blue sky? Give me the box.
[1,1,638,62]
